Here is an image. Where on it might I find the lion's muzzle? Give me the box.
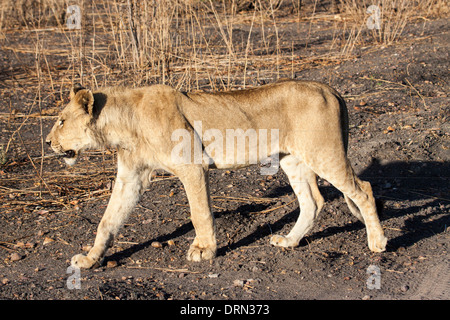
[63,150,76,158]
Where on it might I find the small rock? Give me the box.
[106,260,118,268]
[151,241,162,248]
[208,273,219,278]
[401,285,409,292]
[383,126,395,134]
[142,218,153,224]
[167,240,175,246]
[10,252,22,262]
[14,242,25,249]
[43,237,54,245]
[24,242,34,249]
[362,295,371,300]
[233,279,244,287]
[397,247,406,253]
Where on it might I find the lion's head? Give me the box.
[46,84,98,166]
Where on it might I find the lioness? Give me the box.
[46,81,387,268]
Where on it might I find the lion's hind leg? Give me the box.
[270,155,324,248]
[344,194,364,223]
[310,156,387,253]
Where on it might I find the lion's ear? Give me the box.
[70,83,85,100]
[74,89,95,116]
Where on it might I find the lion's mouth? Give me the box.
[60,150,76,158]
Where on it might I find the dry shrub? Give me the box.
[1,0,448,86]
[0,0,70,29]
[334,0,449,55]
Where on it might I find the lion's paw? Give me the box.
[187,244,216,262]
[270,235,298,248]
[71,253,102,269]
[368,233,387,253]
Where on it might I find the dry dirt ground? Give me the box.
[0,5,448,303]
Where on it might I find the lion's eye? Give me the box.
[59,119,65,126]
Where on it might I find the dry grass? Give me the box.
[336,0,449,53]
[1,0,448,87]
[0,0,448,215]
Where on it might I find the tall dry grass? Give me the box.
[336,0,449,55]
[1,0,448,89]
[0,0,291,90]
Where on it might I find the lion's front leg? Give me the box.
[71,162,143,269]
[176,166,216,262]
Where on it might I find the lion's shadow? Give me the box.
[108,158,449,262]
